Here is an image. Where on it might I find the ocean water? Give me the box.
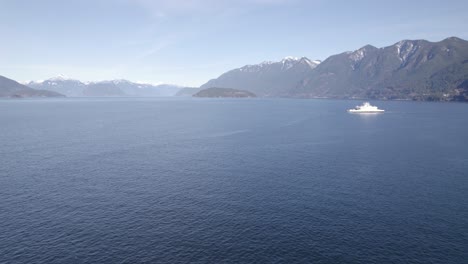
[1,98,467,263]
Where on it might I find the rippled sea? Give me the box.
[1,98,467,263]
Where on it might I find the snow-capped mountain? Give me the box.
[26,77,184,97]
[238,57,319,73]
[94,80,183,97]
[294,37,468,100]
[200,56,321,97]
[199,37,468,100]
[26,76,86,97]
[20,36,468,101]
[1,75,64,98]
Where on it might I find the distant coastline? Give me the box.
[1,36,468,102]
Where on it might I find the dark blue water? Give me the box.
[1,98,467,263]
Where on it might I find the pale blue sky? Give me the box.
[1,0,467,86]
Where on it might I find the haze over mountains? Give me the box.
[25,76,185,97]
[1,37,468,101]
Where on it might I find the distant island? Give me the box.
[193,87,256,98]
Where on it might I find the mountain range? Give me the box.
[202,37,468,101]
[293,37,468,100]
[201,57,321,97]
[2,36,468,101]
[0,75,64,98]
[25,77,186,97]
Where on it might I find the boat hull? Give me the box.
[348,109,384,113]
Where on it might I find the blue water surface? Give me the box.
[1,98,467,263]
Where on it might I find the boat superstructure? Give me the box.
[348,102,384,113]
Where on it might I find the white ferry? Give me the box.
[348,102,384,113]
